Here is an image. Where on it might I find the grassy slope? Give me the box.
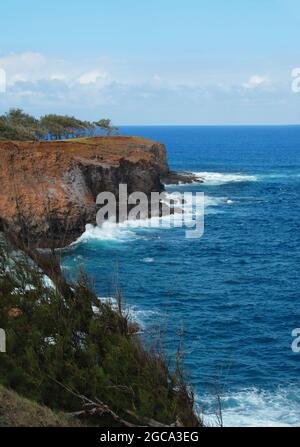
[0,385,84,427]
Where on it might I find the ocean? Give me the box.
[62,125,300,427]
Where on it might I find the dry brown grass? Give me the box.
[0,385,85,427]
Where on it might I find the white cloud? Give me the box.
[78,70,108,85]
[0,52,111,87]
[243,74,268,89]
[0,52,63,85]
[49,73,67,81]
[0,52,296,124]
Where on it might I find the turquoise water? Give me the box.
[62,126,300,426]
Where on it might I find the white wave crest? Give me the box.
[128,306,160,328]
[73,191,232,245]
[73,223,139,244]
[201,387,300,427]
[193,172,257,185]
[97,296,159,329]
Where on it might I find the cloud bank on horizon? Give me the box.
[0,0,299,125]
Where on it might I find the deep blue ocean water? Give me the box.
[62,126,300,426]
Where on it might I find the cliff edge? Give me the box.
[0,136,169,247]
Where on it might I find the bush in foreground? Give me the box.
[0,237,201,427]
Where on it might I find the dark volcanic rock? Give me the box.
[161,170,204,185]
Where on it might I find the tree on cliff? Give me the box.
[0,109,119,141]
[40,114,90,140]
[0,109,46,141]
[0,116,26,141]
[94,119,119,136]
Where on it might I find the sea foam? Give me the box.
[73,222,139,244]
[201,387,300,427]
[193,172,257,186]
[73,191,228,244]
[97,295,159,329]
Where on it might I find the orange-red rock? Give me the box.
[0,137,169,247]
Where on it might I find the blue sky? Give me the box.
[0,0,300,124]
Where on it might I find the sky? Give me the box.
[0,0,300,124]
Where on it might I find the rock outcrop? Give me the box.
[0,137,169,247]
[161,170,203,185]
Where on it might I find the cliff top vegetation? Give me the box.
[0,108,119,141]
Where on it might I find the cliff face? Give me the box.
[0,137,169,247]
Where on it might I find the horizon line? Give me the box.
[117,123,300,127]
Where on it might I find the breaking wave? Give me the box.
[72,191,232,244]
[97,295,159,329]
[193,172,258,185]
[201,387,300,427]
[73,223,139,244]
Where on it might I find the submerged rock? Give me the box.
[161,170,204,185]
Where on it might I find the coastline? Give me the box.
[0,136,204,427]
[0,136,203,248]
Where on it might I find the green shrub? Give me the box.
[0,238,200,426]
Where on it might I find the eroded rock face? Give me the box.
[0,137,169,247]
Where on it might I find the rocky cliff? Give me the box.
[0,137,169,247]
